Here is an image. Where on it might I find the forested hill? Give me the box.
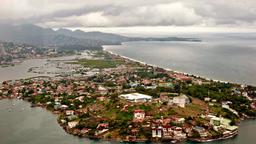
[0,24,201,50]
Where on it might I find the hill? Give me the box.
[0,24,201,50]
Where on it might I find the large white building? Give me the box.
[172,94,190,108]
[119,93,152,102]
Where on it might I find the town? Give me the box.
[1,50,256,143]
[0,42,72,67]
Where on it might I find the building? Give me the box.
[210,116,238,132]
[68,121,79,129]
[173,94,190,108]
[119,93,152,103]
[95,123,109,136]
[162,126,172,138]
[65,110,74,116]
[152,126,163,138]
[134,109,145,122]
[193,126,208,138]
[98,86,108,95]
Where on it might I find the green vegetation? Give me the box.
[69,59,124,69]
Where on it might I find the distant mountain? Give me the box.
[56,29,129,44]
[0,24,104,50]
[0,24,201,51]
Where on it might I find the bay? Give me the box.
[104,33,256,86]
[0,99,112,144]
[1,32,256,144]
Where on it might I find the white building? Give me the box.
[65,110,74,116]
[119,93,152,102]
[134,109,145,121]
[152,126,162,138]
[68,121,79,129]
[173,94,190,108]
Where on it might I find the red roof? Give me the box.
[134,109,145,113]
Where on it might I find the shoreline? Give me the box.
[1,49,254,143]
[188,130,238,143]
[103,46,251,87]
[0,95,243,144]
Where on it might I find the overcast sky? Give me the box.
[1,0,256,29]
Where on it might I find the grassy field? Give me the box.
[173,98,208,118]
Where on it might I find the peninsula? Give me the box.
[1,50,256,143]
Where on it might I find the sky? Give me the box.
[1,0,256,33]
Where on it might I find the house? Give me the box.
[158,82,174,88]
[162,126,172,138]
[145,85,157,89]
[65,110,74,116]
[172,127,187,139]
[95,123,109,136]
[170,116,185,124]
[173,94,190,108]
[142,79,152,86]
[97,96,105,101]
[152,126,163,138]
[170,73,192,82]
[119,93,152,103]
[159,93,170,103]
[204,97,211,102]
[129,82,139,88]
[193,126,208,138]
[75,96,84,102]
[60,105,69,110]
[134,109,145,122]
[210,116,238,132]
[193,79,203,85]
[97,123,109,129]
[98,86,108,95]
[67,115,78,121]
[68,121,79,129]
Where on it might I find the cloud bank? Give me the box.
[1,0,256,28]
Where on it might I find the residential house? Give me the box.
[172,127,187,139]
[173,94,190,108]
[65,110,74,116]
[134,109,145,122]
[98,86,108,95]
[193,126,208,138]
[68,121,79,129]
[152,126,163,138]
[95,123,109,136]
[162,126,172,138]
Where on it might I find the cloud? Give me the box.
[1,0,256,28]
[40,3,203,27]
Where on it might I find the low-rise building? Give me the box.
[65,110,74,116]
[134,109,145,122]
[68,121,79,129]
[119,93,152,103]
[173,94,190,108]
[95,123,109,136]
[152,126,163,138]
[193,126,208,138]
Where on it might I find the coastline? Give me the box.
[188,130,238,143]
[1,48,255,143]
[102,46,236,85]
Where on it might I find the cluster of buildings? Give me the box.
[0,51,250,143]
[0,42,62,66]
